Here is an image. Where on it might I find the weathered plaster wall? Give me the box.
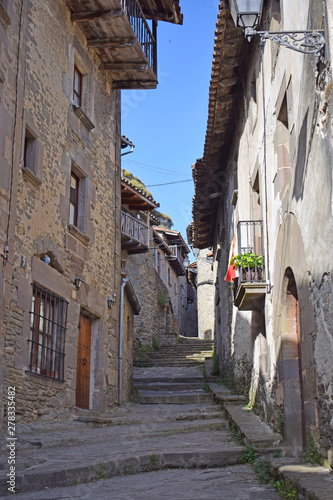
[211,0,333,461]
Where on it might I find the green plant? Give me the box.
[300,435,322,465]
[135,344,153,359]
[152,337,160,351]
[211,353,220,376]
[230,423,244,445]
[203,381,210,393]
[158,289,169,307]
[242,445,259,464]
[125,468,133,476]
[254,457,272,484]
[95,464,106,480]
[74,479,81,485]
[148,453,159,471]
[274,479,297,500]
[231,252,263,269]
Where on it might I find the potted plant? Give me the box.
[230,252,264,281]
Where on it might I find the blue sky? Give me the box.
[121,0,219,253]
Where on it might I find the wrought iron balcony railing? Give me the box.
[121,0,157,75]
[121,210,148,247]
[235,220,265,285]
[232,220,266,310]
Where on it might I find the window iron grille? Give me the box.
[28,283,68,381]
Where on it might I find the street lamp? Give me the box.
[229,0,263,30]
[228,0,325,56]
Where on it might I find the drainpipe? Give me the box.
[118,277,129,405]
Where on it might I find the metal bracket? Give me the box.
[1,245,9,266]
[245,28,325,56]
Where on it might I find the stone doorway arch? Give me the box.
[278,267,306,455]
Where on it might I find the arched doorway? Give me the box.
[278,268,306,455]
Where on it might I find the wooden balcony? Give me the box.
[166,244,186,276]
[121,210,149,254]
[66,0,158,89]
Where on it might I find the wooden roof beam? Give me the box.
[87,37,137,49]
[100,62,149,71]
[71,9,123,22]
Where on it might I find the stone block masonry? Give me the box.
[2,0,123,423]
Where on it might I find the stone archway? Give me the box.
[278,267,306,455]
[273,213,317,456]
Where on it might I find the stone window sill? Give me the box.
[68,224,90,246]
[22,167,42,187]
[0,3,10,28]
[72,105,95,131]
[25,370,65,387]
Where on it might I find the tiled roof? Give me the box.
[192,1,245,248]
[121,176,159,209]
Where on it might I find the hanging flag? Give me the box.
[225,233,238,282]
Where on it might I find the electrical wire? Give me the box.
[146,179,192,187]
[122,158,189,176]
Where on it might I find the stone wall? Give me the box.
[2,0,123,422]
[196,249,215,339]
[127,247,180,349]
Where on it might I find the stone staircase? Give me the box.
[133,337,214,404]
[134,336,214,367]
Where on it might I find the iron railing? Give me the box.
[121,0,157,75]
[121,210,148,247]
[236,220,265,287]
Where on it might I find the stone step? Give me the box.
[223,403,283,450]
[134,391,214,404]
[0,446,244,496]
[134,361,205,367]
[134,382,205,391]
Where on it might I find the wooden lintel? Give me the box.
[71,9,123,22]
[100,62,149,71]
[87,37,137,49]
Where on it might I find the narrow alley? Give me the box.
[1,338,283,499]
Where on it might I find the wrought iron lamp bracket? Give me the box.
[244,28,325,56]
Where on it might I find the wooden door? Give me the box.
[76,313,91,409]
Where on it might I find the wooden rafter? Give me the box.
[87,37,137,49]
[71,9,123,22]
[100,62,148,71]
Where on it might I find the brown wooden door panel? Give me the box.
[76,313,91,409]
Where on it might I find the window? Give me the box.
[69,171,79,226]
[22,126,43,186]
[73,65,82,107]
[168,267,171,286]
[28,284,68,380]
[156,251,161,276]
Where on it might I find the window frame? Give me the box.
[73,65,83,107]
[28,283,68,381]
[69,171,79,227]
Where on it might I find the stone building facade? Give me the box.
[153,227,190,337]
[195,249,215,340]
[1,0,182,424]
[192,0,333,464]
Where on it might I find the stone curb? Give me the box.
[269,458,333,500]
[209,384,333,500]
